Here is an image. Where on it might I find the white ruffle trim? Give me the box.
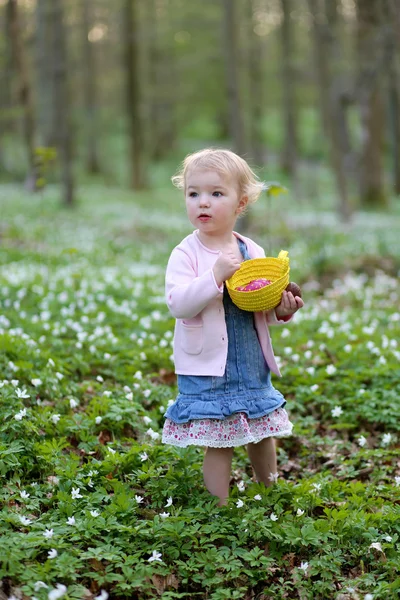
[162,408,293,448]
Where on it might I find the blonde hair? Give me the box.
[171,148,265,205]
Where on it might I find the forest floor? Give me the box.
[0,182,400,600]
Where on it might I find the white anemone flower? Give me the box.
[47,583,66,600]
[148,550,162,562]
[19,515,32,525]
[43,529,54,539]
[270,513,278,521]
[382,433,392,446]
[369,542,383,552]
[331,406,343,417]
[34,581,48,591]
[71,487,83,499]
[299,561,309,573]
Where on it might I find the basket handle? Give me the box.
[277,250,290,276]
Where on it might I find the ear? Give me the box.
[236,195,248,214]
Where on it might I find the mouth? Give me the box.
[198,214,211,221]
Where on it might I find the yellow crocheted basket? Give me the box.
[226,250,290,312]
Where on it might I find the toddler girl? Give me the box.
[162,148,304,505]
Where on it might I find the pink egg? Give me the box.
[236,278,271,292]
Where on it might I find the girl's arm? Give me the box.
[165,248,223,319]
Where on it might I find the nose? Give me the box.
[199,193,210,207]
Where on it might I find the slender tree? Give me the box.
[51,0,74,206]
[308,0,352,221]
[124,0,147,188]
[247,0,265,167]
[147,0,177,162]
[222,0,246,157]
[279,0,298,176]
[355,0,387,208]
[82,0,100,173]
[386,0,400,195]
[36,0,56,147]
[7,0,37,189]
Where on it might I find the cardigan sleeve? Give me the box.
[265,308,293,325]
[165,247,223,319]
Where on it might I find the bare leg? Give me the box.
[247,437,277,486]
[203,446,234,506]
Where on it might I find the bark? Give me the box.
[279,0,298,175]
[82,0,100,173]
[150,0,177,162]
[124,0,147,188]
[36,0,57,146]
[308,0,352,221]
[222,0,246,157]
[247,0,265,166]
[1,2,13,130]
[51,0,74,206]
[386,0,400,195]
[7,0,37,189]
[356,0,387,208]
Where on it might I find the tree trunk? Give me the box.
[308,0,330,136]
[150,0,177,162]
[247,0,265,167]
[124,0,147,189]
[1,1,14,132]
[222,0,246,157]
[356,0,387,208]
[82,0,100,174]
[308,0,352,221]
[7,0,37,189]
[51,0,74,206]
[386,0,400,195]
[279,0,298,176]
[36,0,57,147]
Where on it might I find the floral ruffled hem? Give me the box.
[162,407,293,448]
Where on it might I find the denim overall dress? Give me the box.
[162,238,293,448]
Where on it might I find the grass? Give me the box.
[0,175,400,600]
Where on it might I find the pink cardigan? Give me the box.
[165,230,292,377]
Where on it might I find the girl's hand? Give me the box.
[213,252,241,287]
[275,290,304,318]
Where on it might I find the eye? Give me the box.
[213,191,223,197]
[188,192,198,198]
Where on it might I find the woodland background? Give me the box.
[1,0,400,216]
[1,2,400,600]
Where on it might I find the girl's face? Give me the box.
[185,169,247,237]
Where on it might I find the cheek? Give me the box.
[185,202,197,220]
